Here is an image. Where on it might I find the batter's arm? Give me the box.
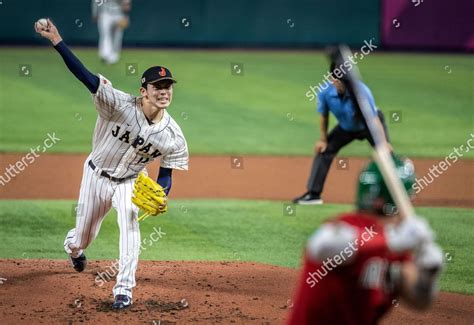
[35,18,99,93]
[394,242,443,309]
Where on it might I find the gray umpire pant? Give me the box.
[307,110,389,196]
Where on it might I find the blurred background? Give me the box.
[0,0,472,154]
[0,0,472,50]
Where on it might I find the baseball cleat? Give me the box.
[112,295,132,310]
[293,192,324,205]
[69,253,87,272]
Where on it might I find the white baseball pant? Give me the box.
[98,11,125,64]
[64,158,140,298]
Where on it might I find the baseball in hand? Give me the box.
[36,18,49,31]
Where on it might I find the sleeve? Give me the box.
[160,133,189,171]
[316,91,329,115]
[385,217,434,253]
[306,222,358,264]
[92,74,131,119]
[53,41,99,93]
[157,167,172,195]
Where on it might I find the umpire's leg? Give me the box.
[307,125,356,196]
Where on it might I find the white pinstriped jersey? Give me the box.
[89,74,188,178]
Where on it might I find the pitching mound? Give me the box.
[0,259,472,324]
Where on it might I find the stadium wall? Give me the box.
[381,0,473,51]
[0,0,380,47]
[1,0,471,50]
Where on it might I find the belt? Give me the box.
[88,160,130,183]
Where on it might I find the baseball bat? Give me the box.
[330,45,415,219]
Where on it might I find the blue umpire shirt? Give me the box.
[317,81,378,132]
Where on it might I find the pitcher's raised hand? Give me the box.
[35,18,62,45]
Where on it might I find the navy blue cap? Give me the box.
[141,66,177,87]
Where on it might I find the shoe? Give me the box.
[292,192,323,205]
[112,295,132,310]
[69,253,87,272]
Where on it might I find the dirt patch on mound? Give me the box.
[0,259,473,324]
[0,154,473,207]
[0,259,295,324]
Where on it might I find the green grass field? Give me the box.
[0,48,473,157]
[1,49,472,297]
[0,200,472,295]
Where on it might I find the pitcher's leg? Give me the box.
[112,178,140,299]
[64,163,112,258]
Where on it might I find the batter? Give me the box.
[35,18,188,309]
[287,157,443,324]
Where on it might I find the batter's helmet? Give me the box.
[356,156,416,215]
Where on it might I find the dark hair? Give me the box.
[330,62,339,80]
[330,61,347,80]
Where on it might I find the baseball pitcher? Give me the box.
[35,18,188,309]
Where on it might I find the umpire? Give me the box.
[293,63,391,205]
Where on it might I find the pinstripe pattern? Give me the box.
[90,75,188,177]
[112,177,140,297]
[64,159,113,258]
[64,74,188,300]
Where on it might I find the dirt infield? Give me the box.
[0,154,473,207]
[1,153,473,323]
[0,259,473,324]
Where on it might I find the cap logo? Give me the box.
[159,67,166,77]
[141,77,146,84]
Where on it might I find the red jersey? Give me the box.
[287,212,411,325]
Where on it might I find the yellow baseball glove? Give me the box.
[132,172,168,221]
[117,17,129,29]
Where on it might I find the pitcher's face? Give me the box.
[141,80,174,109]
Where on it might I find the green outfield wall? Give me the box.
[0,0,380,47]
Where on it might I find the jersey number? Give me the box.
[359,257,388,289]
[137,157,151,164]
